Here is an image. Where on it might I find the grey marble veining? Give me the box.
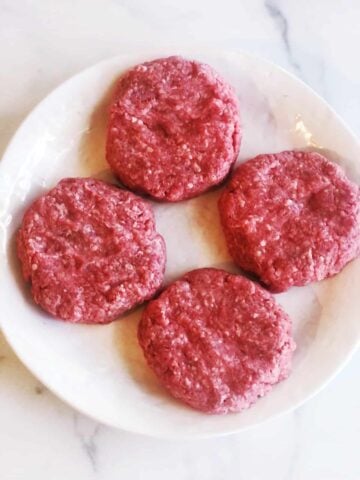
[264,0,302,76]
[73,413,101,472]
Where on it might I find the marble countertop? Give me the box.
[0,0,359,478]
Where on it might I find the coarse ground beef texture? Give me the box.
[219,151,360,292]
[138,268,295,414]
[106,56,241,202]
[17,178,166,324]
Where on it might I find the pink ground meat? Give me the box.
[17,178,166,324]
[138,268,295,414]
[219,151,360,292]
[106,56,241,201]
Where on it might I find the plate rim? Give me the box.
[1,48,359,439]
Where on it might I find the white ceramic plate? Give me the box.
[1,50,360,439]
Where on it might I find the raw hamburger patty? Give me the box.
[219,151,360,292]
[17,178,166,324]
[138,268,295,414]
[106,56,241,201]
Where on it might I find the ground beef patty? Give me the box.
[106,56,241,202]
[219,151,360,292]
[138,268,295,414]
[17,178,166,324]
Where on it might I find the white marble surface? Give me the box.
[0,0,359,478]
